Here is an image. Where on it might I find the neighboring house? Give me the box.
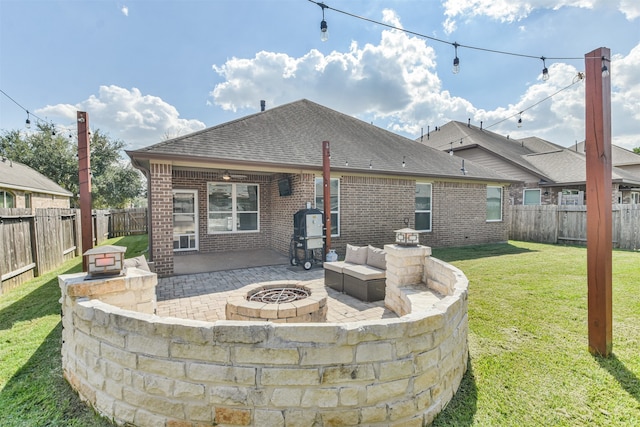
[0,158,72,209]
[419,121,640,206]
[127,99,517,277]
[570,140,640,203]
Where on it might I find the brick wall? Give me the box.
[424,181,509,247]
[331,176,414,257]
[171,170,317,256]
[150,162,173,276]
[10,190,70,209]
[270,173,316,254]
[150,167,510,274]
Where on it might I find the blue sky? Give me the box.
[1,0,639,152]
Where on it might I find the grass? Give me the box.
[1,239,638,426]
[431,241,640,426]
[0,235,148,427]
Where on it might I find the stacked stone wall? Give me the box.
[59,255,469,426]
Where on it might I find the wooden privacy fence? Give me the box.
[0,208,147,294]
[109,208,148,237]
[509,204,640,250]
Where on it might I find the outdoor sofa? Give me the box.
[323,244,386,302]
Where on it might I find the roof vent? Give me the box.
[260,100,266,112]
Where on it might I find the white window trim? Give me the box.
[487,186,503,222]
[173,189,199,252]
[207,182,260,234]
[415,182,432,232]
[314,177,340,237]
[523,188,541,205]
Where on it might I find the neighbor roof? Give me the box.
[0,159,73,196]
[128,99,515,183]
[418,121,551,179]
[571,140,640,167]
[419,120,640,186]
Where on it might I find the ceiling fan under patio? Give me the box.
[220,170,248,180]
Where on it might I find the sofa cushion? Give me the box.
[343,264,386,281]
[344,244,368,265]
[367,245,386,270]
[323,260,350,274]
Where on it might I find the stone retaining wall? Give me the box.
[59,250,469,427]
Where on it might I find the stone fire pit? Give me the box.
[225,280,327,322]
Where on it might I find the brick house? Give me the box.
[571,140,640,203]
[420,121,640,206]
[127,100,516,276]
[0,158,72,209]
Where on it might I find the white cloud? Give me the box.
[442,0,638,24]
[210,8,640,152]
[211,10,474,135]
[121,5,129,17]
[36,85,206,149]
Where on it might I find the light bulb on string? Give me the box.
[541,56,549,81]
[517,112,523,128]
[402,156,406,167]
[319,3,329,41]
[25,111,31,129]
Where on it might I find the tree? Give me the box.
[0,123,144,208]
[633,147,640,154]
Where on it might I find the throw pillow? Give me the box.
[344,244,368,265]
[367,245,387,270]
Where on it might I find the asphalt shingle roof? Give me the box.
[0,159,73,196]
[419,120,640,186]
[128,99,514,182]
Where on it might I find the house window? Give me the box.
[207,183,259,233]
[487,186,503,221]
[415,183,432,232]
[0,190,15,208]
[173,190,198,251]
[523,189,541,205]
[560,189,583,206]
[25,193,31,209]
[632,192,640,205]
[314,177,339,236]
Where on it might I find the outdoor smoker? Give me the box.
[289,208,325,270]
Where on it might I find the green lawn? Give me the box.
[1,239,638,426]
[0,235,148,427]
[431,241,640,426]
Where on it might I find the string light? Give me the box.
[541,56,549,81]
[402,156,406,167]
[517,112,523,128]
[369,160,373,169]
[25,111,31,129]
[318,2,329,42]
[438,72,585,149]
[452,42,460,74]
[307,0,583,80]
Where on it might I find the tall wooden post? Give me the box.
[77,111,93,271]
[585,47,612,356]
[322,141,331,255]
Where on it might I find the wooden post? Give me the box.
[322,141,331,255]
[77,111,93,271]
[585,47,612,356]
